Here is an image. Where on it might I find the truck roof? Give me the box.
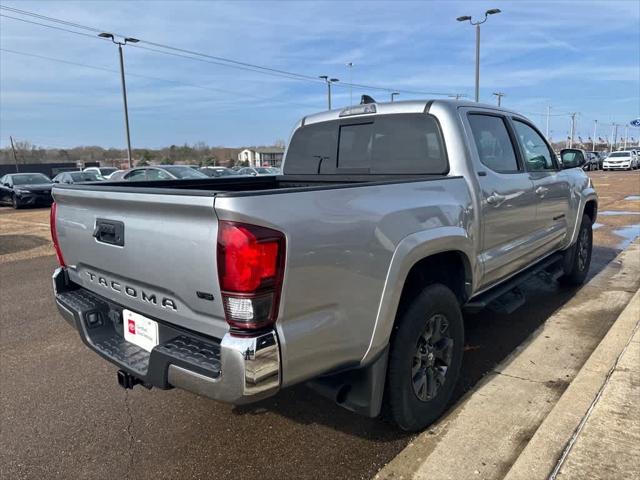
[301,99,522,126]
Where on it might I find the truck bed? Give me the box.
[58,174,450,197]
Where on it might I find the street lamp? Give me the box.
[456,8,501,103]
[99,32,139,168]
[391,92,400,102]
[319,75,339,110]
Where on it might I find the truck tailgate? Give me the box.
[53,187,228,339]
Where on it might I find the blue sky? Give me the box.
[1,0,639,149]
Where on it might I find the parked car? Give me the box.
[83,167,119,180]
[237,167,276,176]
[603,151,637,170]
[0,172,53,209]
[105,170,126,181]
[587,151,604,170]
[116,165,209,181]
[50,99,597,432]
[52,171,102,184]
[572,150,598,171]
[200,166,238,178]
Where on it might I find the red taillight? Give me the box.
[49,202,66,267]
[217,221,285,330]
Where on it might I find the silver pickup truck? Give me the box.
[51,99,597,431]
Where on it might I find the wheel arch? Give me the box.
[360,227,475,366]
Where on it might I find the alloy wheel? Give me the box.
[411,313,454,402]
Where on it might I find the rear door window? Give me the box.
[468,114,520,173]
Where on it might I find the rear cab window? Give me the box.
[284,113,448,175]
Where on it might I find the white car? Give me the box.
[83,166,119,180]
[603,151,637,171]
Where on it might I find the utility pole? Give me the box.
[624,125,628,149]
[457,9,502,102]
[546,105,551,139]
[9,136,19,173]
[610,123,615,150]
[492,92,505,106]
[613,124,619,151]
[592,120,597,151]
[569,113,577,148]
[99,32,139,168]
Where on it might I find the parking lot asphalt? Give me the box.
[1,171,639,480]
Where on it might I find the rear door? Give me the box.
[464,111,538,288]
[511,118,571,256]
[53,188,228,339]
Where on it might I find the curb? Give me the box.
[504,288,640,480]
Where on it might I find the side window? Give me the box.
[468,114,519,173]
[512,120,556,171]
[146,169,172,181]
[125,169,147,182]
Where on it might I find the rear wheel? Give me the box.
[386,284,464,432]
[559,214,592,286]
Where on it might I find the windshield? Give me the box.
[161,166,208,179]
[98,167,117,176]
[609,152,630,158]
[255,168,272,174]
[70,172,100,182]
[12,173,51,185]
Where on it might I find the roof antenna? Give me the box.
[360,95,376,105]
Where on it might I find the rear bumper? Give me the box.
[52,267,280,404]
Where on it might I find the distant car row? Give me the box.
[0,165,282,208]
[558,149,639,171]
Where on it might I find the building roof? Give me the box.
[241,147,284,154]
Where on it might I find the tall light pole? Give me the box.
[457,8,501,103]
[391,92,400,102]
[99,32,139,168]
[346,62,353,106]
[319,76,339,110]
[592,120,597,151]
[492,92,505,106]
[546,105,551,139]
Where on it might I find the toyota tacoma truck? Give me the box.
[51,99,597,431]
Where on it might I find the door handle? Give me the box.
[486,193,506,207]
[535,186,549,197]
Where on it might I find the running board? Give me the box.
[464,253,564,314]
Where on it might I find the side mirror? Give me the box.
[560,149,585,169]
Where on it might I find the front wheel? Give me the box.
[386,284,464,432]
[559,214,592,286]
[11,194,20,209]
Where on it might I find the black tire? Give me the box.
[559,214,592,286]
[11,194,20,209]
[386,284,464,432]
